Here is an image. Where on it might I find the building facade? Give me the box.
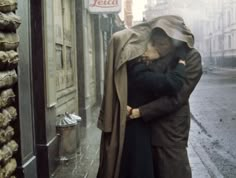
[200,0,236,68]
[13,0,122,178]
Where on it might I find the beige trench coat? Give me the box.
[97,15,196,178]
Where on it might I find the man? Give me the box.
[129,17,202,178]
[97,15,202,178]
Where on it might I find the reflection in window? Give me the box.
[56,45,63,70]
[66,47,72,69]
[63,0,72,42]
[54,0,63,43]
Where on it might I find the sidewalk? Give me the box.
[188,143,211,178]
[53,107,213,178]
[207,67,236,76]
[188,117,223,178]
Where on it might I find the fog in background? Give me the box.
[121,0,236,69]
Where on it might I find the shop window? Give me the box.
[54,0,63,44]
[56,45,63,70]
[66,47,72,69]
[63,0,72,42]
[54,0,75,90]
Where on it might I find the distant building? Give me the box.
[144,0,169,20]
[221,0,236,67]
[202,0,236,67]
[124,0,133,28]
[144,0,236,68]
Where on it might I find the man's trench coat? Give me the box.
[97,15,202,178]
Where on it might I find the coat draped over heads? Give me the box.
[97,15,195,178]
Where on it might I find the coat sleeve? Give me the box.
[139,49,202,122]
[130,61,186,95]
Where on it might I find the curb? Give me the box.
[190,113,224,178]
[189,140,224,178]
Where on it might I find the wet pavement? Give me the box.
[53,68,236,178]
[52,107,212,178]
[53,112,213,178]
[52,107,101,178]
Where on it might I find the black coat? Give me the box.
[119,55,186,178]
[128,57,186,101]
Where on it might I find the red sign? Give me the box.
[88,0,121,13]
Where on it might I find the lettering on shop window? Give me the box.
[90,0,118,8]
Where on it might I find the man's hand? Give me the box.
[129,108,141,119]
[127,105,132,116]
[127,106,141,120]
[178,59,186,65]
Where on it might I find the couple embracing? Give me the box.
[97,15,202,178]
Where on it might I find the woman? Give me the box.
[97,15,193,178]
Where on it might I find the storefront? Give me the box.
[13,0,106,177]
[15,0,80,177]
[10,0,122,177]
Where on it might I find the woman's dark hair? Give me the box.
[174,41,189,59]
[151,27,190,59]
